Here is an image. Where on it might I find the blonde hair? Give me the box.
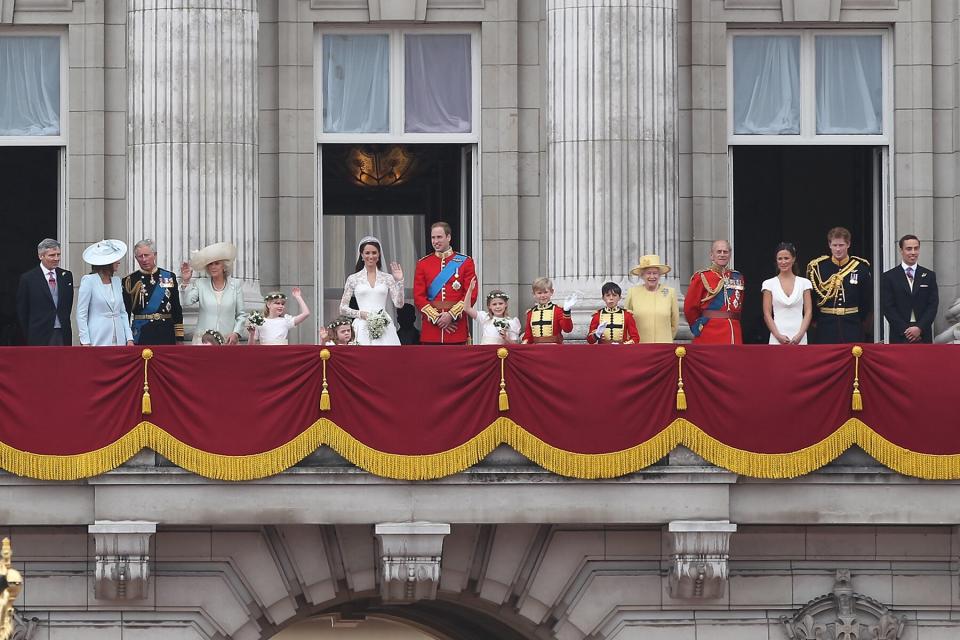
[486,290,510,316]
[532,277,553,292]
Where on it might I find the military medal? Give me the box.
[452,280,461,290]
[850,272,858,284]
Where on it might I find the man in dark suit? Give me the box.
[881,234,939,343]
[16,238,74,346]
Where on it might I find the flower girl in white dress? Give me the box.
[338,237,404,345]
[247,288,311,345]
[462,279,521,344]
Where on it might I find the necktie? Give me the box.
[906,266,915,283]
[48,271,57,292]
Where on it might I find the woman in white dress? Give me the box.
[339,237,404,345]
[77,239,135,346]
[761,242,813,345]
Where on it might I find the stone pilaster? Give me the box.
[127,0,259,283]
[545,0,679,311]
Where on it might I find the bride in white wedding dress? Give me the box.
[339,236,405,345]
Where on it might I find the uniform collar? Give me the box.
[710,264,728,275]
[603,306,622,313]
[435,248,454,259]
[831,256,850,267]
[535,302,553,310]
[139,267,159,275]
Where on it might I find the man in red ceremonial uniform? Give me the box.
[413,221,478,344]
[683,239,744,344]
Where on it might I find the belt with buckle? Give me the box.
[820,307,859,316]
[134,313,172,321]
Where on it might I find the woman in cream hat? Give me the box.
[179,242,247,344]
[78,239,134,346]
[624,254,678,343]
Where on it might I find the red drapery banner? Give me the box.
[0,344,957,480]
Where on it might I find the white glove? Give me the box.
[563,292,580,312]
[594,322,608,339]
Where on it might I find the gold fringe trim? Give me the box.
[5,418,960,481]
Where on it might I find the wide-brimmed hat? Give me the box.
[629,254,671,276]
[190,242,237,271]
[82,239,128,266]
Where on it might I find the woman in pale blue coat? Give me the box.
[78,239,135,346]
[179,242,247,344]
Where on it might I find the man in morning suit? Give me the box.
[881,234,939,343]
[122,239,185,344]
[413,221,478,344]
[807,227,872,344]
[16,238,74,345]
[683,239,745,344]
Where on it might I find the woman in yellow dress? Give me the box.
[624,254,678,343]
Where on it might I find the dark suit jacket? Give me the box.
[16,266,74,346]
[881,264,938,343]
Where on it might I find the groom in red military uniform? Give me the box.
[413,221,478,344]
[683,239,745,344]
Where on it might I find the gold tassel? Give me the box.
[851,345,863,412]
[497,348,510,412]
[141,349,153,415]
[675,346,687,411]
[320,348,331,411]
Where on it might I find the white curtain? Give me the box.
[322,214,425,321]
[732,36,800,135]
[323,34,389,133]
[404,34,471,133]
[816,35,882,135]
[0,36,60,136]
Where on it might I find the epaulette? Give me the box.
[808,255,830,267]
[418,254,432,262]
[850,255,870,267]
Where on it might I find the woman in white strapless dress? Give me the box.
[338,236,404,345]
[761,242,813,345]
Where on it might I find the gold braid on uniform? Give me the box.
[808,256,864,307]
[698,268,725,304]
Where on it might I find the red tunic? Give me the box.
[683,267,744,344]
[586,308,640,344]
[521,303,573,344]
[413,249,478,344]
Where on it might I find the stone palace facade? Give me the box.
[1,0,960,639]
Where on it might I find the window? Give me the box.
[316,28,479,142]
[0,34,64,141]
[728,30,890,143]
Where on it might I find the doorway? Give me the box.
[318,143,473,325]
[0,146,60,345]
[732,145,880,344]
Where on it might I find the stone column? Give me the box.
[545,0,679,319]
[127,0,259,284]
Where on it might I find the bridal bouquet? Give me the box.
[247,310,265,328]
[492,317,510,331]
[366,310,390,340]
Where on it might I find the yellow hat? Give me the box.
[629,254,671,276]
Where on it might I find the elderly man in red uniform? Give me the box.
[414,221,478,344]
[683,239,744,344]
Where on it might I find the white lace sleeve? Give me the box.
[385,272,405,309]
[339,273,361,319]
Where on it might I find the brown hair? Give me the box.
[898,234,919,249]
[90,264,114,278]
[431,221,452,236]
[826,227,851,243]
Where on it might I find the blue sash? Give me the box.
[426,254,466,301]
[131,275,168,342]
[690,278,727,337]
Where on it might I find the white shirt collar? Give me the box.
[901,262,918,273]
[41,265,56,278]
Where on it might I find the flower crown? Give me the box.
[264,291,286,302]
[202,329,225,345]
[486,290,509,302]
[327,316,353,330]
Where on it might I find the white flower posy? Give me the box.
[366,309,390,340]
[247,310,265,327]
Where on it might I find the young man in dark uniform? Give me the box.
[807,227,872,343]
